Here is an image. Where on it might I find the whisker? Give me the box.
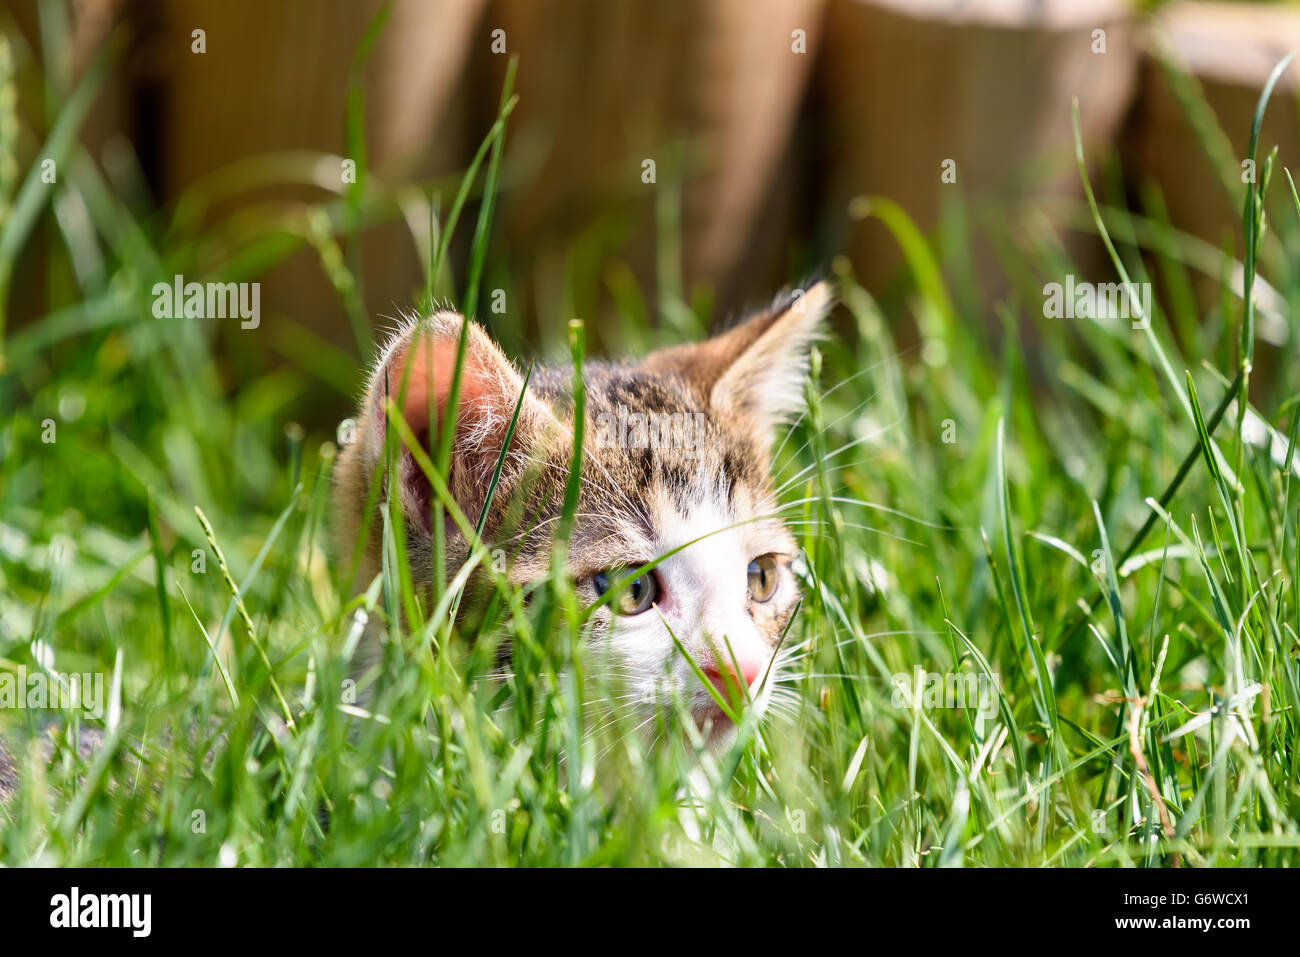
[774,425,895,497]
[771,344,919,461]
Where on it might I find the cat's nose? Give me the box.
[702,658,762,698]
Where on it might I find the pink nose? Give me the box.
[702,658,762,698]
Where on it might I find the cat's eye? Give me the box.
[593,568,659,615]
[748,554,780,602]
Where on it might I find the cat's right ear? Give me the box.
[340,312,548,531]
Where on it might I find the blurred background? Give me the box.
[4,0,1300,413]
[8,1,1300,867]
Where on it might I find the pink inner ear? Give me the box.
[379,330,504,528]
[384,332,495,439]
[394,334,447,438]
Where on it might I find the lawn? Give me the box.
[1,24,1298,867]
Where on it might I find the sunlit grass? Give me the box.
[1,8,1299,866]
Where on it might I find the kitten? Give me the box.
[333,280,833,749]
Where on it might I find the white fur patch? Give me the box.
[593,484,794,750]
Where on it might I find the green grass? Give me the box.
[2,10,1300,866]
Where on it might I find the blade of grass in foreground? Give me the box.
[0,32,118,351]
[462,55,517,324]
[994,420,1057,739]
[145,489,174,690]
[194,501,297,728]
[431,59,518,615]
[1239,53,1293,368]
[339,0,394,359]
[1071,97,1241,493]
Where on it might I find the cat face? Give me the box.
[333,281,832,749]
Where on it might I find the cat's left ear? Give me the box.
[641,280,834,432]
